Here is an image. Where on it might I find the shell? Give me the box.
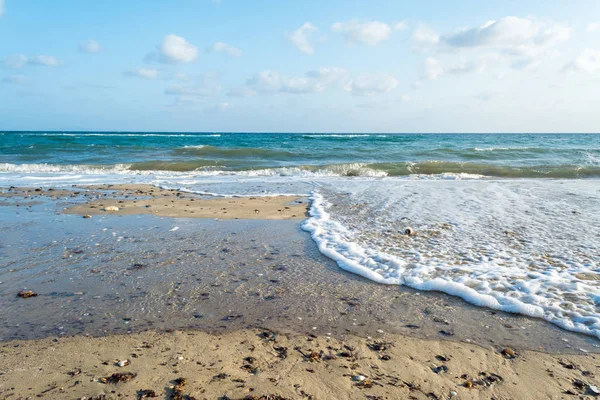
[405,227,416,236]
[104,206,120,212]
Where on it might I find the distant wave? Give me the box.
[302,134,388,138]
[11,133,222,138]
[2,161,600,178]
[174,145,296,159]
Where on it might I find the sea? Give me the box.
[1,131,600,339]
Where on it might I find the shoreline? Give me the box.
[1,183,600,398]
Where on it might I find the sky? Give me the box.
[1,0,599,133]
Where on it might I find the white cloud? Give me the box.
[151,34,198,64]
[441,16,570,51]
[331,20,392,46]
[247,70,315,93]
[2,74,25,85]
[207,41,242,57]
[246,67,349,94]
[79,39,102,54]
[563,49,600,73]
[394,21,407,31]
[0,0,5,17]
[124,68,159,79]
[588,23,600,33]
[165,77,221,98]
[344,72,398,95]
[415,17,571,80]
[217,102,230,111]
[423,57,443,80]
[3,54,28,68]
[29,55,60,67]
[422,57,486,81]
[289,22,318,54]
[412,25,440,47]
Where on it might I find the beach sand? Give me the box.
[1,328,598,399]
[1,184,600,399]
[1,184,308,220]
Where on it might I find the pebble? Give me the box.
[116,360,129,367]
[352,375,366,382]
[376,329,384,334]
[104,206,119,212]
[449,391,458,398]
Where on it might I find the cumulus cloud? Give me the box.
[331,20,392,45]
[3,54,62,68]
[422,57,485,81]
[2,74,25,85]
[124,68,159,79]
[245,67,349,94]
[394,21,408,31]
[563,49,600,73]
[217,102,230,111]
[29,55,61,67]
[207,41,242,57]
[344,72,398,95]
[0,0,5,17]
[289,22,318,54]
[149,34,198,64]
[79,39,102,54]
[3,54,28,69]
[441,16,570,51]
[415,16,571,81]
[412,25,440,47]
[423,57,443,80]
[588,23,600,33]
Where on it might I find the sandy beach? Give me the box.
[1,184,600,399]
[1,328,599,399]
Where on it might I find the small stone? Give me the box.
[405,227,416,236]
[116,360,130,367]
[104,206,119,212]
[17,290,38,299]
[352,375,366,382]
[83,215,92,219]
[501,347,516,358]
[449,391,458,398]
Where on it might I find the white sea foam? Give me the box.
[15,133,221,138]
[0,163,387,178]
[302,180,600,339]
[302,134,387,138]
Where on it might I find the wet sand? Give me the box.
[1,184,600,398]
[1,184,309,220]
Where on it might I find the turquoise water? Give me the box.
[1,131,600,178]
[2,131,600,339]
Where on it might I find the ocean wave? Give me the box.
[302,134,388,138]
[173,145,296,159]
[11,133,222,138]
[0,163,135,174]
[302,182,600,339]
[2,161,600,179]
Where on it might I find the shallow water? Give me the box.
[0,196,598,354]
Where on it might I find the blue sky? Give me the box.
[1,0,599,132]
